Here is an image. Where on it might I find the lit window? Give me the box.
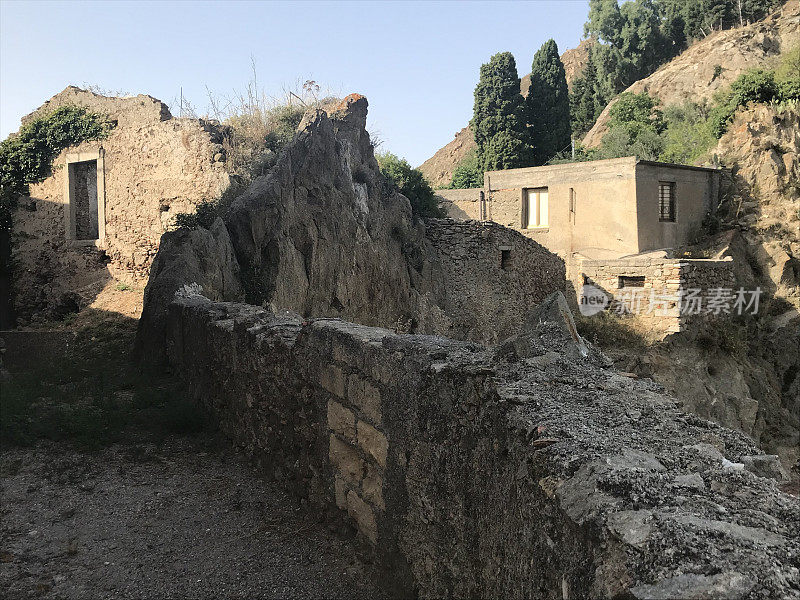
[659,182,676,222]
[524,187,548,228]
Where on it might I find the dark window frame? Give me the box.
[618,275,645,288]
[659,181,676,222]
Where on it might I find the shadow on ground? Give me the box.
[0,309,386,599]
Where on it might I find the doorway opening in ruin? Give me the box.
[64,150,105,244]
[69,160,99,240]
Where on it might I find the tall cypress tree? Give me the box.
[526,39,571,165]
[470,52,532,171]
[569,44,602,137]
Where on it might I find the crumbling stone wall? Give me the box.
[578,256,737,335]
[425,219,565,344]
[11,86,229,323]
[165,294,798,599]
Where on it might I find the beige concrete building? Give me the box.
[439,156,721,261]
[9,87,230,324]
[437,157,731,335]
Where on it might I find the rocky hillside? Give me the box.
[608,102,800,478]
[419,40,594,188]
[583,0,799,147]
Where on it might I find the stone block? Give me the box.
[329,434,365,485]
[334,475,348,509]
[362,463,385,510]
[347,490,377,544]
[327,399,355,440]
[348,374,382,425]
[320,364,346,398]
[358,420,388,468]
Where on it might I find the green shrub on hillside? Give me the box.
[377,152,443,218]
[448,150,483,189]
[709,69,779,137]
[660,101,717,164]
[597,92,666,159]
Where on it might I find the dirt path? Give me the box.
[0,436,386,599]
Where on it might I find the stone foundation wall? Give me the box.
[165,294,797,599]
[577,257,737,335]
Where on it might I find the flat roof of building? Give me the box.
[485,156,721,177]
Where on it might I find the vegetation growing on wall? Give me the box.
[0,105,112,327]
[527,39,572,165]
[377,152,443,218]
[0,105,112,223]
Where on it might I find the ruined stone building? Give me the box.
[438,157,736,333]
[9,87,230,323]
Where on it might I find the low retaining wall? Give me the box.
[577,256,737,335]
[166,295,798,599]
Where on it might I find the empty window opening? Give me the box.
[659,182,676,222]
[69,160,99,240]
[618,275,645,288]
[524,187,548,229]
[500,248,512,270]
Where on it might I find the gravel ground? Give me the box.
[0,436,386,599]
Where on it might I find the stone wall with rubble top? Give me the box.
[425,219,565,345]
[165,294,798,600]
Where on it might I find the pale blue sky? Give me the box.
[1,0,589,166]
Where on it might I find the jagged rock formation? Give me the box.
[164,293,799,599]
[716,104,800,299]
[583,1,800,148]
[137,95,565,363]
[419,42,594,188]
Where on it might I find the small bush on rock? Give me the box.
[377,152,444,218]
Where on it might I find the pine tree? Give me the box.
[527,39,571,164]
[470,52,532,171]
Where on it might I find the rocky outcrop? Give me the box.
[419,42,594,188]
[716,104,800,300]
[165,294,800,599]
[583,0,799,148]
[137,94,565,364]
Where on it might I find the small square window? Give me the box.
[619,276,645,288]
[659,182,676,222]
